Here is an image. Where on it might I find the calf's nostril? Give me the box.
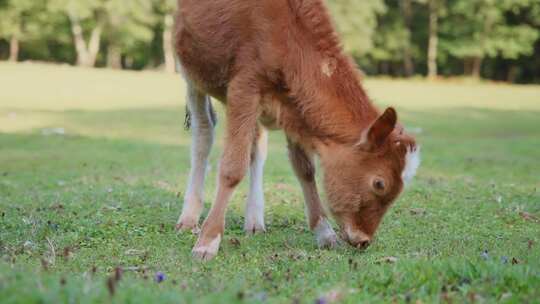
[356,239,371,250]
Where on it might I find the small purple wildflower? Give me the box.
[315,298,328,304]
[155,271,166,283]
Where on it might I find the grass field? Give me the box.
[1,62,539,303]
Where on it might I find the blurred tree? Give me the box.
[508,0,540,82]
[426,0,444,79]
[327,0,387,56]
[366,0,420,76]
[49,0,107,67]
[0,0,47,62]
[440,0,539,78]
[104,0,155,69]
[413,0,446,79]
[48,0,156,69]
[1,0,539,83]
[152,0,177,73]
[400,0,415,76]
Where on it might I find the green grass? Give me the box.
[1,62,539,303]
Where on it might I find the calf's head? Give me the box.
[319,108,420,249]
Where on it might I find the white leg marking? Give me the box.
[245,128,268,234]
[314,218,339,249]
[192,234,221,261]
[177,84,215,232]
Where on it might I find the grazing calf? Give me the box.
[174,0,420,260]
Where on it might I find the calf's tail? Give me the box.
[184,102,217,131]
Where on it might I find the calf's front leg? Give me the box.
[287,139,338,248]
[192,74,260,261]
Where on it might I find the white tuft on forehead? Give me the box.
[402,146,420,186]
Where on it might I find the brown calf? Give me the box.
[174,0,420,260]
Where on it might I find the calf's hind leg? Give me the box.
[287,140,338,248]
[244,125,268,234]
[176,82,216,233]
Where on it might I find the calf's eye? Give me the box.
[373,178,385,192]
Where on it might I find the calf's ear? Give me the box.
[359,107,397,150]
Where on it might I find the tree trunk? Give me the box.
[9,36,19,62]
[163,14,176,73]
[380,61,389,75]
[471,57,482,79]
[87,24,103,67]
[401,0,414,77]
[469,16,489,80]
[403,50,414,77]
[427,0,438,80]
[69,13,102,67]
[69,15,90,66]
[507,66,519,83]
[107,44,122,69]
[463,59,471,75]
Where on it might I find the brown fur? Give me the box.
[176,0,417,256]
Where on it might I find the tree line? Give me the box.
[1,0,539,83]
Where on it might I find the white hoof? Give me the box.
[176,216,200,234]
[192,234,221,261]
[314,219,339,249]
[244,221,266,235]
